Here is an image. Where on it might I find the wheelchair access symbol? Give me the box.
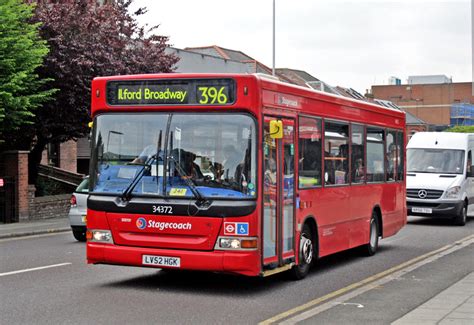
[224,222,249,236]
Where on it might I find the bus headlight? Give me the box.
[445,186,461,199]
[215,237,258,250]
[86,229,114,244]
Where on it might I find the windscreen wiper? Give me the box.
[121,155,156,201]
[167,154,209,207]
[122,129,164,201]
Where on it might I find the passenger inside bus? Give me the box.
[131,130,164,165]
[170,149,203,179]
[354,158,365,182]
[221,145,244,180]
[264,157,277,185]
[386,143,398,180]
[132,143,157,164]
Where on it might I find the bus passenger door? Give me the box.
[263,117,295,268]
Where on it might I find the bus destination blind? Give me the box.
[106,79,235,106]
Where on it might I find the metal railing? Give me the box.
[37,165,85,187]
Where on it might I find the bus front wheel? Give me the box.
[290,224,314,280]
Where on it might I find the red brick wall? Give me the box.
[0,151,29,221]
[59,140,77,173]
[372,82,474,125]
[404,107,451,125]
[407,125,428,140]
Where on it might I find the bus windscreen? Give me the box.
[90,113,257,199]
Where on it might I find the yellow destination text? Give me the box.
[118,88,187,102]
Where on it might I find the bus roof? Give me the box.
[91,73,405,122]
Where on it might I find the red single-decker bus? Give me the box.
[86,73,406,279]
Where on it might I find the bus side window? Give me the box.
[385,130,397,181]
[367,127,384,183]
[324,121,349,185]
[397,131,405,181]
[351,124,365,183]
[298,116,322,188]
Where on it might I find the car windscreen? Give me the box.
[75,178,89,193]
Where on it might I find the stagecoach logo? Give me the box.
[136,217,147,229]
[135,217,192,231]
[418,189,428,199]
[276,94,300,108]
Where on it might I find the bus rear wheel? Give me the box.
[362,213,379,256]
[290,224,314,280]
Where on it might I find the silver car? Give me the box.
[68,177,88,241]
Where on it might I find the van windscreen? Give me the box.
[407,149,464,174]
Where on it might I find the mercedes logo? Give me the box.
[418,189,428,199]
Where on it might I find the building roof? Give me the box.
[165,47,252,73]
[184,45,255,62]
[405,110,427,125]
[275,68,320,88]
[408,75,452,85]
[335,86,366,100]
[184,45,293,84]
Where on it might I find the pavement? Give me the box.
[0,217,70,239]
[1,217,473,324]
[392,272,474,325]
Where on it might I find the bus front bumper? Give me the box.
[87,242,261,277]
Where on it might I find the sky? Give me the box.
[130,0,472,94]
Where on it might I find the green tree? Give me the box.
[0,0,55,145]
[23,0,178,184]
[444,125,474,133]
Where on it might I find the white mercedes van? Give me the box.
[406,132,474,226]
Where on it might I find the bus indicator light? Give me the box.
[241,239,257,249]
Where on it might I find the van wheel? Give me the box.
[290,224,314,280]
[454,202,467,226]
[362,213,379,256]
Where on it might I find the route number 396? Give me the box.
[198,86,228,104]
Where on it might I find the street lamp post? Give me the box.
[106,130,124,158]
[272,0,276,76]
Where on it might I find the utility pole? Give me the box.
[272,0,276,76]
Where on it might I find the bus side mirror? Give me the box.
[88,121,93,141]
[269,120,283,139]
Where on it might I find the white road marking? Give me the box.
[0,263,72,277]
[260,234,474,325]
[334,302,364,308]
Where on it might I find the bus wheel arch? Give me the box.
[373,205,383,238]
[290,216,318,280]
